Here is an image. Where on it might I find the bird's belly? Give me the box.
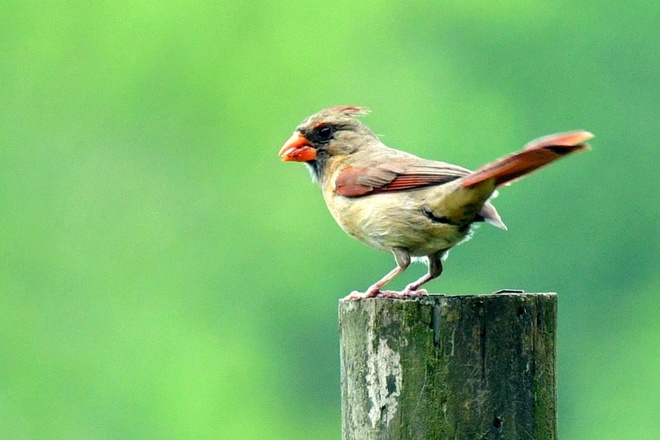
[327,191,470,256]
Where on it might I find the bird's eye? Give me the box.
[316,125,335,141]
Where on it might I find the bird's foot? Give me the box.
[402,287,428,298]
[343,290,368,300]
[343,289,408,300]
[375,290,404,298]
[343,287,385,300]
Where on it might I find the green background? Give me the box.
[1,1,658,439]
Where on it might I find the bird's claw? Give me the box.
[374,290,403,298]
[402,288,428,298]
[343,288,399,300]
[343,288,386,300]
[343,288,428,300]
[343,290,368,300]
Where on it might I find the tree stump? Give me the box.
[339,292,557,440]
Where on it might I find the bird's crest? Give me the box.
[325,105,370,118]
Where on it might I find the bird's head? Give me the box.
[278,106,376,182]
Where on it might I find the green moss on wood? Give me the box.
[339,293,557,440]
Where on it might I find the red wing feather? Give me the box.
[383,174,454,191]
[334,166,396,197]
[335,165,465,197]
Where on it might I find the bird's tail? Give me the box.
[462,131,593,188]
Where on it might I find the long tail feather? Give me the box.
[462,131,593,188]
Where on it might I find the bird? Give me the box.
[278,106,592,299]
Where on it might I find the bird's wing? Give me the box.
[335,160,471,197]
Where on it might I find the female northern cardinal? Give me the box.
[279,106,592,299]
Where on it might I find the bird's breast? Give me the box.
[323,184,471,256]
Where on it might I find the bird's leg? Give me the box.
[345,248,410,300]
[402,250,446,296]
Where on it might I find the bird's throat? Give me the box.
[305,158,325,183]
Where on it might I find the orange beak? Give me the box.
[278,132,317,162]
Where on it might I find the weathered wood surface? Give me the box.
[339,293,557,440]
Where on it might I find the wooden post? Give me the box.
[339,292,557,440]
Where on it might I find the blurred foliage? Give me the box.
[1,1,658,439]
